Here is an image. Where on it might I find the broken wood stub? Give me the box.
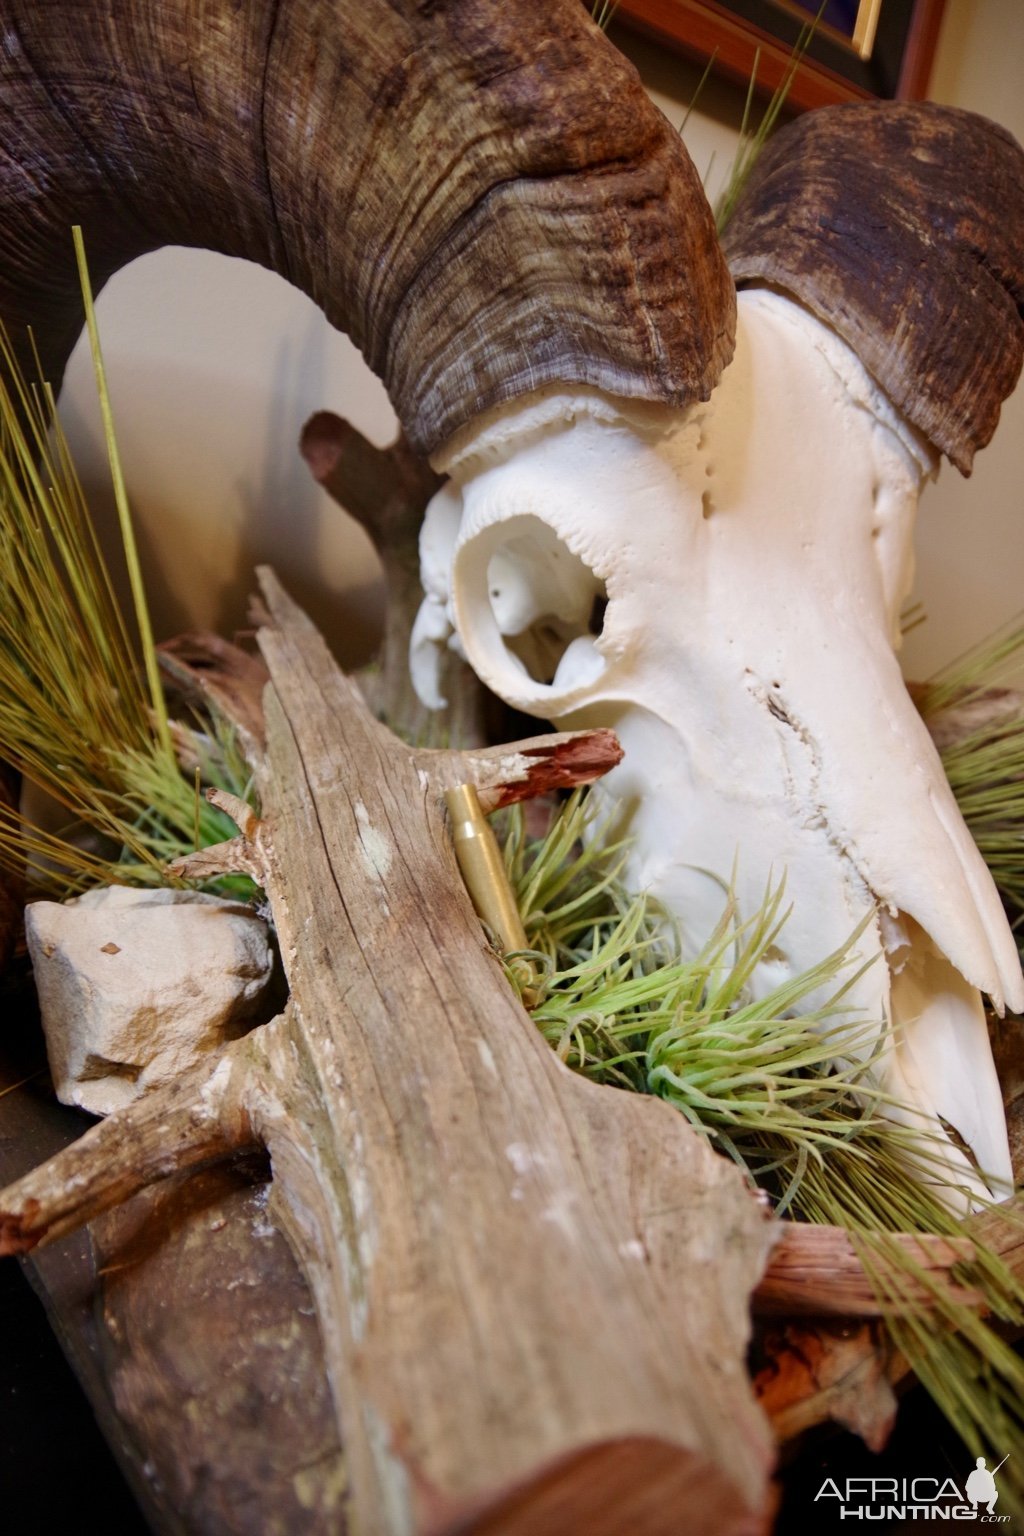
[300,409,499,747]
[158,631,271,755]
[0,568,778,1534]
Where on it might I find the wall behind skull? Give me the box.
[56,0,1023,682]
[896,0,1024,682]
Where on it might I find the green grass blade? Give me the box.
[72,226,172,763]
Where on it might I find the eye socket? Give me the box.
[484,519,607,688]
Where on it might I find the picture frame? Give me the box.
[614,0,947,112]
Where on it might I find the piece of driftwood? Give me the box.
[753,1225,983,1317]
[4,630,1022,1527]
[993,1024,1024,1187]
[913,684,1024,756]
[752,1192,1024,1453]
[5,634,1020,1525]
[158,633,271,754]
[299,410,491,745]
[0,991,175,1531]
[4,601,591,1534]
[0,995,348,1536]
[298,405,566,776]
[94,1162,347,1535]
[1,569,779,1534]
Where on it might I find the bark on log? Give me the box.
[94,1161,348,1535]
[0,1000,347,1535]
[1,570,779,1534]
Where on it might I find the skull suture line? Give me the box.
[414,289,1024,1211]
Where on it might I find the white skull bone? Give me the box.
[417,288,1023,1209]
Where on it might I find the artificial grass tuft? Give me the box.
[0,271,255,897]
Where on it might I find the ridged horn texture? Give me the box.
[722,103,1024,475]
[0,0,735,455]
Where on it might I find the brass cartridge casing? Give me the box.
[445,783,529,956]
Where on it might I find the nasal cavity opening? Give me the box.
[485,518,608,690]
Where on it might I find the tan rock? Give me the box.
[26,886,275,1115]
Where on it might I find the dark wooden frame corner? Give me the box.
[615,0,947,114]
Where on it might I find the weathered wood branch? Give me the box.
[159,631,270,752]
[235,567,778,1530]
[93,1160,348,1533]
[0,1004,346,1535]
[300,412,442,540]
[752,1195,1024,1451]
[3,1099,1008,1322]
[0,1040,263,1253]
[6,1108,1010,1325]
[1,568,780,1533]
[963,1195,1024,1282]
[416,729,625,810]
[911,679,1024,754]
[753,1224,983,1317]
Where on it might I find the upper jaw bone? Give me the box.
[420,289,1021,1203]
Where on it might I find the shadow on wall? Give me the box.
[54,246,397,669]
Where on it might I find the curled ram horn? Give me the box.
[722,101,1024,474]
[0,0,734,453]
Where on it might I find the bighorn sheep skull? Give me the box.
[1,4,1021,1206]
[413,105,1024,1209]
